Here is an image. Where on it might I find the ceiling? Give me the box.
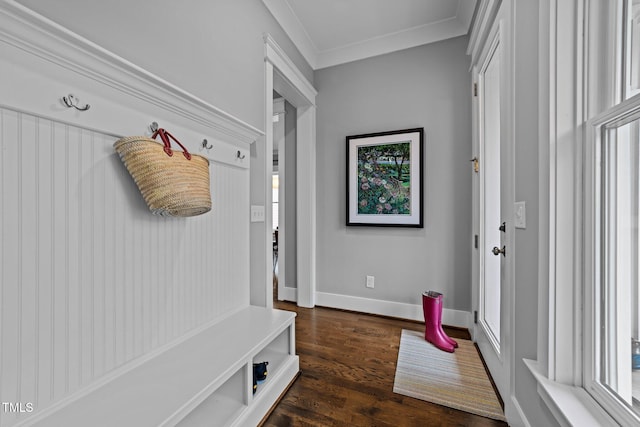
[262,0,477,70]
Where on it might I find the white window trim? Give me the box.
[524,0,610,423]
[543,0,586,387]
[529,0,639,425]
[525,359,619,426]
[585,93,640,426]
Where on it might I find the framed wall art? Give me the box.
[346,128,424,227]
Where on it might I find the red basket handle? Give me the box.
[151,128,192,160]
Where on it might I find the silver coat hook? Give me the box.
[150,121,159,132]
[62,94,90,111]
[202,139,212,150]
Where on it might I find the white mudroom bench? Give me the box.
[27,306,298,427]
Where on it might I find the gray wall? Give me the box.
[16,0,313,132]
[314,36,472,311]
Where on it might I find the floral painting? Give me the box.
[357,142,411,215]
[347,128,423,227]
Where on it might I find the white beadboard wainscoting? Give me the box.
[0,2,297,426]
[0,108,250,421]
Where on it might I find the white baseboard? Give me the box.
[314,291,471,329]
[510,395,533,427]
[278,286,297,302]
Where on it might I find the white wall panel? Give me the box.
[0,108,249,426]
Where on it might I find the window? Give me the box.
[590,102,640,424]
[601,115,640,409]
[625,0,640,99]
[586,1,640,424]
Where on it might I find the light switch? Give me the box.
[514,201,526,229]
[250,205,265,222]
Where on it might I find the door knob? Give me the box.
[492,246,506,257]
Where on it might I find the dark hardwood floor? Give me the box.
[262,301,508,427]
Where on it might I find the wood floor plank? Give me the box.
[263,302,508,427]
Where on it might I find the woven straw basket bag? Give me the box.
[114,129,211,217]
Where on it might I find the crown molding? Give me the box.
[316,17,468,69]
[457,0,477,31]
[264,0,476,70]
[467,0,501,66]
[262,0,319,69]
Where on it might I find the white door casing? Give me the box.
[471,0,515,420]
[264,34,317,308]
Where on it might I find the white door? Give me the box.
[473,1,512,414]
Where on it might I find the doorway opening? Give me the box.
[262,34,317,309]
[272,95,297,303]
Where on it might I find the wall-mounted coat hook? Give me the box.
[62,94,90,111]
[236,150,245,160]
[202,139,213,150]
[150,121,159,133]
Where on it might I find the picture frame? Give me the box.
[346,128,424,227]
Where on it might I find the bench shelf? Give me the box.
[28,306,298,427]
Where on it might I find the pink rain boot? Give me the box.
[434,292,458,348]
[422,291,458,348]
[422,291,455,353]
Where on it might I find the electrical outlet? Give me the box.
[250,205,265,222]
[366,275,375,289]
